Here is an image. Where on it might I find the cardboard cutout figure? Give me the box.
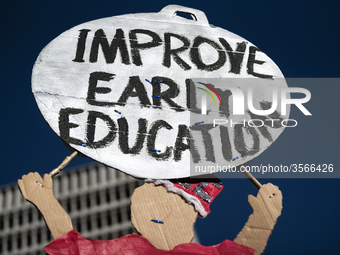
[18,172,282,255]
[21,5,285,254]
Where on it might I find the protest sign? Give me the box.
[32,5,288,179]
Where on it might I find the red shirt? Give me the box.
[44,229,255,255]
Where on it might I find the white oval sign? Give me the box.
[32,5,289,179]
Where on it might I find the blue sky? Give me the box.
[1,1,339,254]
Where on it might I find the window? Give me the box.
[117,208,122,223]
[96,213,102,229]
[115,186,120,201]
[96,191,100,205]
[58,176,63,194]
[112,231,119,239]
[28,208,33,223]
[66,198,71,213]
[96,166,100,183]
[18,210,23,225]
[76,218,82,232]
[38,211,43,221]
[76,171,81,188]
[11,187,15,206]
[8,213,13,228]
[7,235,12,252]
[86,194,91,208]
[2,190,6,209]
[17,233,22,249]
[115,170,120,180]
[67,173,72,191]
[86,215,92,231]
[125,183,131,197]
[86,168,91,186]
[107,232,113,240]
[127,205,131,220]
[105,166,111,181]
[46,229,51,241]
[0,215,3,230]
[105,188,110,203]
[76,195,81,210]
[135,180,142,188]
[106,211,112,226]
[37,228,42,244]
[27,230,32,247]
[117,230,123,237]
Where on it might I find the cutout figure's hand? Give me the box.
[18,172,73,239]
[234,183,283,255]
[248,183,282,222]
[18,172,53,206]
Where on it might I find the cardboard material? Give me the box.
[234,183,282,255]
[18,170,282,254]
[32,5,287,179]
[131,183,198,250]
[18,173,73,239]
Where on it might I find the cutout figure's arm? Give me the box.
[18,172,73,239]
[234,183,282,255]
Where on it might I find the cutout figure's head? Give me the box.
[131,183,197,250]
[131,178,224,250]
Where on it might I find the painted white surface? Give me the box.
[32,5,288,179]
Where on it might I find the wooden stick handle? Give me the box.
[241,169,262,190]
[49,151,78,178]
